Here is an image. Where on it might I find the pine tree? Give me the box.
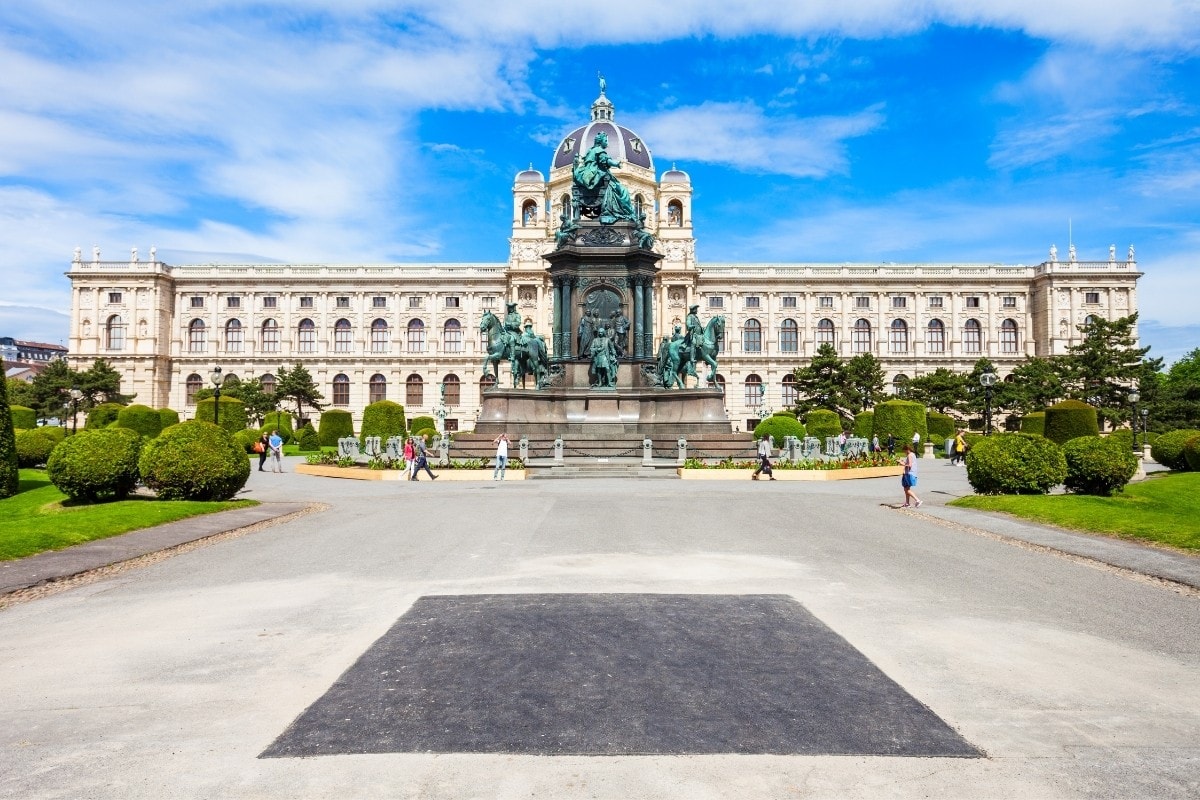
[791,343,847,415]
[844,353,886,412]
[275,363,325,424]
[906,367,966,414]
[1061,313,1160,429]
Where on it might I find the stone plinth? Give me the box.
[475,384,730,435]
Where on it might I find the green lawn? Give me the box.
[950,471,1200,551]
[0,470,256,561]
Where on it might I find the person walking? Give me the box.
[268,429,284,473]
[411,436,437,481]
[403,437,416,480]
[912,430,921,450]
[899,443,922,508]
[953,429,968,466]
[886,432,896,457]
[256,432,270,471]
[752,436,776,480]
[493,433,510,481]
[872,434,881,454]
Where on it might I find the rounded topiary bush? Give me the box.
[1151,429,1200,471]
[853,411,874,438]
[261,411,294,443]
[139,421,250,500]
[775,409,798,419]
[159,408,180,430]
[409,415,436,436]
[930,433,946,454]
[1062,436,1138,496]
[10,405,37,430]
[318,409,354,446]
[872,400,928,447]
[86,402,124,430]
[1020,412,1046,436]
[38,426,66,444]
[415,427,437,443]
[926,411,955,439]
[15,428,58,468]
[1044,400,1099,445]
[296,423,320,451]
[965,433,1067,495]
[1184,435,1200,472]
[117,404,163,439]
[804,409,842,440]
[753,413,806,446]
[361,401,407,445]
[233,428,260,453]
[1106,428,1134,453]
[194,396,248,434]
[46,427,143,502]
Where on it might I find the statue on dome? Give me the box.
[572,131,638,225]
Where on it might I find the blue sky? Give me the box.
[2,1,1198,363]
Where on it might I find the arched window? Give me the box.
[443,374,461,405]
[406,319,426,353]
[480,374,496,390]
[1001,318,1019,353]
[780,319,798,353]
[853,319,872,353]
[332,373,350,406]
[782,374,799,406]
[667,199,683,226]
[1083,314,1099,327]
[298,318,316,353]
[443,319,462,353]
[634,194,645,220]
[369,373,386,403]
[521,199,538,226]
[714,373,727,394]
[406,373,423,406]
[559,193,571,220]
[225,319,243,353]
[893,374,910,398]
[105,315,125,351]
[926,319,945,353]
[816,318,835,347]
[963,319,982,353]
[261,319,280,353]
[188,319,206,353]
[334,318,352,353]
[259,373,276,396]
[742,319,762,353]
[185,373,202,405]
[744,374,763,407]
[370,318,389,353]
[889,319,908,353]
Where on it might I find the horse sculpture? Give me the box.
[479,310,509,383]
[657,315,725,388]
[512,333,550,389]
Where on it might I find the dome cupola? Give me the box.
[551,81,654,174]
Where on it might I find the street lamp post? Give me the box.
[1141,408,1149,453]
[980,370,997,436]
[210,366,223,426]
[69,387,82,434]
[1128,390,1141,456]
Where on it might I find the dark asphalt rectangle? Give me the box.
[262,593,980,757]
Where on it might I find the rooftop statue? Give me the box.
[573,131,637,225]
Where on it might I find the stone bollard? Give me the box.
[438,435,449,466]
[643,437,653,466]
[923,442,935,459]
[554,436,564,465]
[519,436,529,463]
[677,437,687,466]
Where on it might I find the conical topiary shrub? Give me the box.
[1043,400,1099,446]
[0,358,19,498]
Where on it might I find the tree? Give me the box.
[1060,313,1160,429]
[6,377,36,411]
[843,353,886,412]
[1147,348,1200,431]
[275,363,324,424]
[906,367,966,414]
[1005,357,1065,416]
[791,343,848,415]
[26,359,76,422]
[77,359,134,406]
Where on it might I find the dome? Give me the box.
[661,166,690,184]
[515,165,545,183]
[551,89,654,173]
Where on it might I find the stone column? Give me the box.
[632,277,644,359]
[551,277,561,358]
[643,279,655,359]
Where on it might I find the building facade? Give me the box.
[66,90,1141,431]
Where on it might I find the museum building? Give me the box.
[66,88,1142,432]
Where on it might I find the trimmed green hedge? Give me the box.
[1151,429,1200,471]
[926,411,955,438]
[1020,412,1045,436]
[86,402,124,429]
[318,409,354,446]
[15,428,58,468]
[38,425,66,443]
[46,427,144,502]
[1063,435,1138,496]
[159,408,180,430]
[409,415,436,436]
[0,362,16,498]
[139,421,251,500]
[1184,435,1200,472]
[233,428,260,453]
[117,404,163,438]
[1106,429,1135,453]
[853,411,874,438]
[1044,400,1099,445]
[804,409,842,440]
[10,405,37,430]
[296,423,320,451]
[261,411,294,443]
[965,432,1067,495]
[753,413,806,446]
[872,400,928,448]
[361,401,407,445]
[195,396,248,433]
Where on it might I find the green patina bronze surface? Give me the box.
[657,312,724,388]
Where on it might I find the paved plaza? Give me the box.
[0,459,1198,798]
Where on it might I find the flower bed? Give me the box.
[295,462,525,481]
[678,455,903,481]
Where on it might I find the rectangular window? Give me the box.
[1002,296,1017,308]
[966,296,981,308]
[190,296,204,308]
[409,295,423,309]
[445,296,461,309]
[891,296,907,309]
[745,296,760,309]
[336,296,350,308]
[226,296,241,309]
[1085,291,1100,304]
[782,296,797,308]
[481,296,496,309]
[708,296,724,309]
[855,296,870,309]
[300,296,314,308]
[372,295,387,308]
[262,296,277,309]
[928,296,943,309]
[818,296,833,308]
[108,292,122,304]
